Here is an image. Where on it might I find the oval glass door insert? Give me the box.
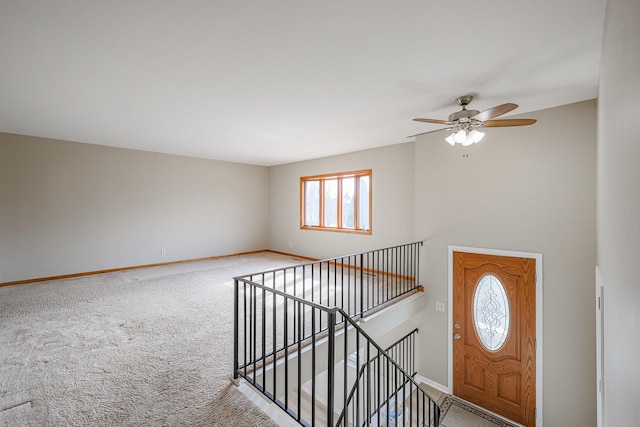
[473,274,510,351]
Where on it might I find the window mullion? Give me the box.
[354,176,360,230]
[319,179,325,228]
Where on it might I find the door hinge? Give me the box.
[598,296,601,310]
[534,273,537,283]
[535,407,537,418]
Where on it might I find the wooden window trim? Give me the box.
[300,169,372,235]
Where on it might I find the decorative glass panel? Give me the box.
[473,274,510,351]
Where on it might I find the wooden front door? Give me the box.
[453,251,536,426]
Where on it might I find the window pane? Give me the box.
[358,175,370,230]
[324,179,338,227]
[341,177,355,228]
[305,180,320,226]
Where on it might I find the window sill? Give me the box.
[300,226,372,235]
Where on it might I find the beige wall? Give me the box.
[414,100,597,426]
[0,133,269,283]
[598,0,640,424]
[268,142,415,259]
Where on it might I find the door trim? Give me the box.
[595,266,604,427]
[448,245,543,427]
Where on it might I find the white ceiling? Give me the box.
[0,1,606,166]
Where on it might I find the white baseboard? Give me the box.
[413,374,449,394]
[236,380,300,427]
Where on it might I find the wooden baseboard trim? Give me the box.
[0,249,269,288]
[263,249,319,262]
[1,248,421,288]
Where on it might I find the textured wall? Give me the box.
[0,133,269,282]
[414,100,597,426]
[597,0,640,424]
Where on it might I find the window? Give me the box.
[300,169,371,234]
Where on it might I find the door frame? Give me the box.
[447,245,543,427]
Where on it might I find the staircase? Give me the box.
[233,242,441,426]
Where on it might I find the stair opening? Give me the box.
[233,242,441,426]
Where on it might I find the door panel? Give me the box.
[453,251,536,426]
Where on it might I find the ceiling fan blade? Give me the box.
[483,118,537,127]
[407,127,452,138]
[412,118,454,125]
[472,103,518,121]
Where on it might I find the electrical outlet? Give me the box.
[161,248,167,255]
[288,242,293,248]
[435,301,446,312]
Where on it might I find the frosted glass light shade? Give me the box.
[454,129,467,143]
[445,133,456,146]
[470,130,485,143]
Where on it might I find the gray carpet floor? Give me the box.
[0,252,299,427]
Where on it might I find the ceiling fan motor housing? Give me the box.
[450,95,479,124]
[448,109,480,123]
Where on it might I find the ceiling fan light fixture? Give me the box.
[444,128,483,146]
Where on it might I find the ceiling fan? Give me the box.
[409,95,537,146]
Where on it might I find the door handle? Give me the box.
[454,333,461,340]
